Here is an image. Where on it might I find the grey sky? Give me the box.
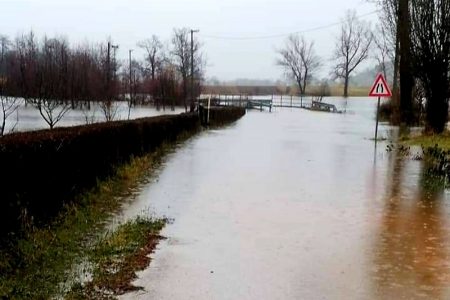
[1,0,378,81]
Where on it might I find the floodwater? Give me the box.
[3,100,184,133]
[118,97,450,299]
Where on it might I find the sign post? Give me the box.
[369,73,392,141]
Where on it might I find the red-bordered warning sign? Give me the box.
[369,73,392,97]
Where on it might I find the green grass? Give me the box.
[66,217,166,299]
[0,143,176,299]
[401,132,450,150]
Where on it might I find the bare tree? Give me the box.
[138,35,163,81]
[98,40,120,121]
[373,24,394,82]
[0,35,20,136]
[333,10,373,97]
[171,29,190,112]
[277,34,320,95]
[36,37,71,129]
[373,0,399,88]
[14,33,71,129]
[155,59,179,111]
[373,0,418,125]
[410,0,450,133]
[171,28,203,112]
[0,89,20,136]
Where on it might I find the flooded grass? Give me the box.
[398,132,450,184]
[402,131,450,150]
[66,217,166,299]
[0,141,180,299]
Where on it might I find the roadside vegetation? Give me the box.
[0,149,168,299]
[374,0,449,133]
[0,114,199,237]
[398,133,450,184]
[66,217,166,299]
[0,107,245,299]
[402,132,450,150]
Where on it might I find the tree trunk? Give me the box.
[398,0,414,125]
[391,24,401,124]
[425,72,449,133]
[1,113,5,136]
[183,79,188,112]
[343,74,349,98]
[297,80,304,96]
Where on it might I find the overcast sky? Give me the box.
[1,0,379,81]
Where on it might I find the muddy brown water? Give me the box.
[118,97,450,299]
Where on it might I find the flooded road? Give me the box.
[119,98,450,299]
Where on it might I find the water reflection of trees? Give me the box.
[371,150,450,299]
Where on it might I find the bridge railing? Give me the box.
[197,94,319,111]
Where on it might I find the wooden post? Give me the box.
[291,95,293,107]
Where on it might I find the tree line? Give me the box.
[277,1,450,133]
[0,28,204,135]
[276,10,372,99]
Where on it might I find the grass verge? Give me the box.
[0,137,187,299]
[66,217,166,299]
[401,132,450,150]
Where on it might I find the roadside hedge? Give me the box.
[0,107,245,238]
[199,105,247,126]
[0,113,198,237]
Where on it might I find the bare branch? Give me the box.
[332,10,372,97]
[276,34,321,95]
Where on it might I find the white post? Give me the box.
[207,95,211,124]
[375,96,381,141]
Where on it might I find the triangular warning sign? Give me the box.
[369,73,392,97]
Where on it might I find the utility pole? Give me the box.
[129,49,133,103]
[190,29,199,112]
[111,44,119,97]
[128,49,133,119]
[106,42,111,100]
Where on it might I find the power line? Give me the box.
[199,9,380,41]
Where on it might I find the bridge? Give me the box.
[198,95,341,113]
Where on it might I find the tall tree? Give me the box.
[333,10,373,97]
[171,28,203,112]
[398,0,414,125]
[171,28,190,112]
[375,0,399,89]
[277,34,320,95]
[410,0,450,132]
[138,35,163,81]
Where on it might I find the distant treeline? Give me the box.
[203,85,288,96]
[0,29,204,132]
[0,107,245,240]
[202,84,370,97]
